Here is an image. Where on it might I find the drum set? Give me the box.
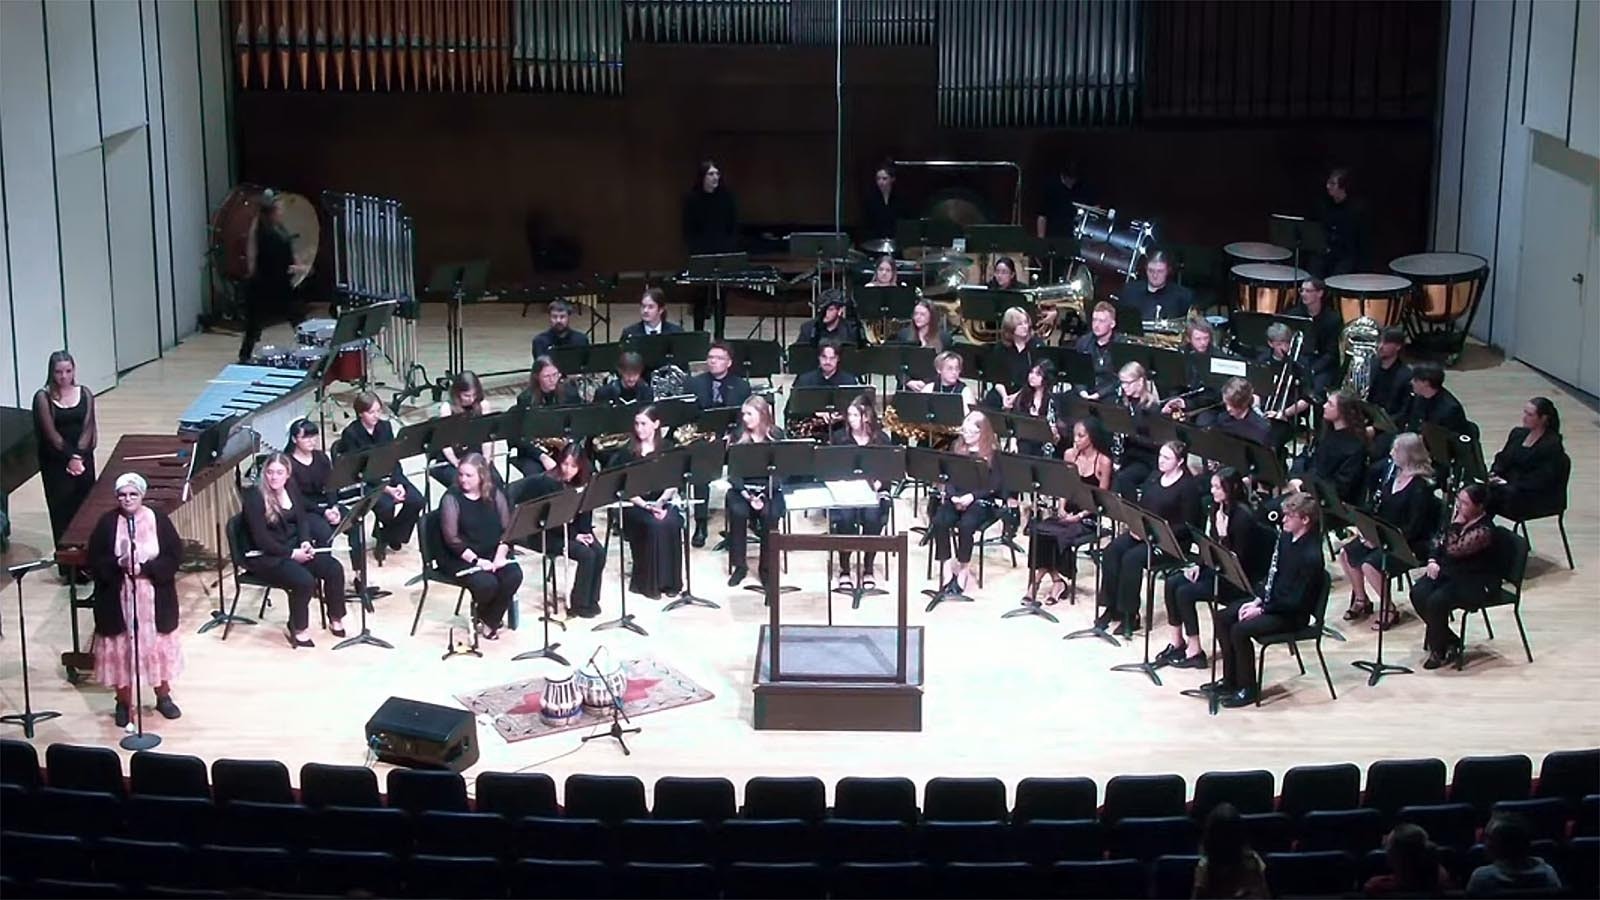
[249,317,372,383]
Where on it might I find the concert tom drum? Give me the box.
[1076,208,1154,278]
[1231,263,1309,314]
[288,347,328,371]
[297,318,337,347]
[249,345,291,369]
[1326,273,1411,327]
[1224,242,1293,264]
[1388,252,1488,323]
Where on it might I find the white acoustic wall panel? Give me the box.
[44,1,102,157]
[54,149,118,394]
[196,0,232,218]
[1523,0,1575,142]
[160,0,208,338]
[1570,0,1599,159]
[94,0,148,139]
[1457,0,1514,340]
[0,167,16,407]
[1,0,67,398]
[105,130,162,372]
[141,0,177,350]
[1488,0,1534,352]
[1432,0,1473,251]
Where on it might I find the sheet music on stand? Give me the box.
[784,480,879,512]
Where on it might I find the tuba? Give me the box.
[1021,267,1094,342]
[1340,315,1382,399]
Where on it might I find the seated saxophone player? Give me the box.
[792,340,861,439]
[1161,319,1224,424]
[1212,377,1273,448]
[1111,361,1163,499]
[984,306,1044,409]
[594,351,656,406]
[511,356,581,479]
[905,350,977,409]
[797,289,865,347]
[1119,249,1193,321]
[1281,276,1344,397]
[1074,301,1122,399]
[686,341,752,547]
[431,371,494,489]
[1255,322,1312,448]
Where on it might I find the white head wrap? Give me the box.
[114,472,148,495]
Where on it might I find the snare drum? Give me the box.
[1231,263,1309,314]
[297,318,337,347]
[288,347,328,371]
[1388,252,1488,323]
[1224,242,1293,264]
[249,345,291,369]
[1326,273,1412,327]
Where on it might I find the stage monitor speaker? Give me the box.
[364,696,479,772]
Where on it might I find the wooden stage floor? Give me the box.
[2,304,1596,804]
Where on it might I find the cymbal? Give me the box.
[859,238,896,255]
[924,253,973,268]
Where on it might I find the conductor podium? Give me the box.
[751,532,924,731]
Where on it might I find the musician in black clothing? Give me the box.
[614,406,683,600]
[1075,302,1121,396]
[1282,277,1344,396]
[726,397,786,588]
[906,351,978,408]
[1411,483,1499,670]
[1008,360,1059,458]
[1162,320,1224,423]
[431,371,493,489]
[238,191,310,363]
[929,411,1006,599]
[1397,361,1472,438]
[1110,361,1164,499]
[987,306,1044,405]
[682,159,738,256]
[892,299,952,351]
[1212,378,1274,448]
[512,357,582,478]
[1095,440,1202,639]
[794,341,860,389]
[531,299,589,358]
[1256,323,1313,448]
[1118,250,1194,321]
[340,392,424,550]
[1340,433,1439,630]
[243,454,347,648]
[862,161,907,243]
[594,352,656,406]
[1035,160,1086,239]
[1160,469,1272,669]
[1212,491,1325,707]
[285,418,349,555]
[797,289,865,347]
[517,445,605,618]
[440,454,521,640]
[620,287,685,343]
[687,342,752,547]
[1288,391,1370,505]
[1488,397,1567,521]
[1318,167,1368,276]
[1367,327,1413,420]
[829,396,893,592]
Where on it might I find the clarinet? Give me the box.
[1041,393,1058,458]
[1259,519,1283,603]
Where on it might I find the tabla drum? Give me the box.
[1388,252,1488,323]
[249,345,291,369]
[1326,273,1412,327]
[574,651,630,710]
[1224,242,1293,264]
[297,318,337,347]
[1231,263,1308,314]
[539,667,584,726]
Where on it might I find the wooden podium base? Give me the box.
[751,623,924,732]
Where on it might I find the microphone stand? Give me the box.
[0,560,61,739]
[118,519,161,751]
[578,646,640,754]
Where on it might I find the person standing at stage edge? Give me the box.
[239,190,311,363]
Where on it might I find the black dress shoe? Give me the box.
[329,623,347,638]
[1115,615,1141,639]
[1154,644,1184,666]
[114,702,130,728]
[728,567,748,587]
[284,630,314,649]
[1093,612,1117,630]
[692,524,708,548]
[1221,687,1259,708]
[1172,652,1208,669]
[1199,679,1235,693]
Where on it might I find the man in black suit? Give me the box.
[531,299,590,358]
[686,341,753,546]
[1366,327,1413,420]
[1399,361,1473,438]
[794,341,861,390]
[1073,301,1122,398]
[620,287,684,341]
[796,290,865,347]
[593,352,656,406]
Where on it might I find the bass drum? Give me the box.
[209,184,320,286]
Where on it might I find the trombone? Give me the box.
[1263,330,1304,419]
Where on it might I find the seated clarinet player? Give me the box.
[1211,491,1325,708]
[928,411,1005,599]
[531,299,590,357]
[987,306,1044,408]
[1159,468,1272,670]
[614,406,683,601]
[1075,301,1121,397]
[1095,440,1202,639]
[1008,359,1059,458]
[1027,416,1113,607]
[905,350,977,409]
[519,445,605,619]
[1111,361,1163,499]
[1340,432,1440,630]
[594,351,656,406]
[243,453,347,648]
[687,341,752,547]
[1286,390,1370,506]
[726,396,786,589]
[440,453,521,641]
[894,299,952,351]
[830,395,892,593]
[340,392,424,551]
[1410,483,1499,670]
[284,418,345,550]
[797,289,865,347]
[1161,319,1224,425]
[431,370,494,489]
[1488,396,1565,521]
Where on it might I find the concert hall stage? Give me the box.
[0,304,1594,804]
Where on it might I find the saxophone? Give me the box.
[1340,315,1382,399]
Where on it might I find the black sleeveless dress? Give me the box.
[1028,467,1099,576]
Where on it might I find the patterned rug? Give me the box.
[455,658,715,744]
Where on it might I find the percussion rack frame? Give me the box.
[890,160,1024,229]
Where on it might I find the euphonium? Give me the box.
[1340,315,1382,399]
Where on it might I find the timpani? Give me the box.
[1326,273,1412,328]
[1388,252,1490,363]
[1231,263,1309,314]
[1224,241,1293,264]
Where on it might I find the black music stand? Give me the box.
[330,487,391,651]
[1,560,61,738]
[1186,427,1253,478]
[962,223,1031,256]
[896,218,961,260]
[1358,400,1399,436]
[979,409,1055,455]
[1238,438,1289,489]
[1108,504,1189,687]
[626,331,712,376]
[785,386,874,437]
[1064,487,1132,647]
[581,456,659,636]
[1296,474,1353,643]
[813,444,907,608]
[992,454,1075,624]
[904,447,990,611]
[193,418,259,636]
[1044,348,1096,392]
[790,232,853,294]
[724,339,784,386]
[855,286,920,330]
[416,411,491,501]
[1422,422,1487,493]
[727,441,815,598]
[425,260,490,380]
[548,342,622,378]
[662,440,729,612]
[1347,509,1419,686]
[686,252,748,340]
[958,287,1033,331]
[504,489,583,665]
[846,345,937,386]
[887,391,965,438]
[1268,214,1326,280]
[1038,235,1082,283]
[1181,534,1255,715]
